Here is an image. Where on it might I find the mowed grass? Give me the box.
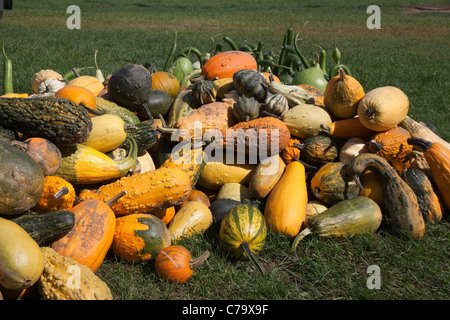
[1,0,449,301]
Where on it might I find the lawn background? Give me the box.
[0,0,449,302]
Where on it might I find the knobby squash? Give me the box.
[33,175,76,212]
[78,167,192,216]
[264,160,308,236]
[348,153,425,240]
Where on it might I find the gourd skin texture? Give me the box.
[38,247,113,300]
[282,103,332,139]
[15,137,62,176]
[349,153,425,240]
[33,176,76,211]
[111,213,171,262]
[368,126,412,162]
[50,199,116,272]
[78,167,192,215]
[264,161,308,236]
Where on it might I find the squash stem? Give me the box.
[291,228,312,251]
[240,242,265,274]
[116,137,138,177]
[261,110,282,120]
[352,173,365,192]
[189,250,210,270]
[105,190,127,207]
[54,187,69,200]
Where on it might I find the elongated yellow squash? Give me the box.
[264,161,308,236]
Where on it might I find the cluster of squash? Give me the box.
[0,48,449,301]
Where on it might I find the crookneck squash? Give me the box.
[348,153,425,240]
[219,204,267,274]
[264,160,308,236]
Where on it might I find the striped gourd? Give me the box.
[219,204,267,274]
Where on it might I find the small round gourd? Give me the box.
[151,71,180,99]
[191,79,218,105]
[300,133,340,167]
[233,69,268,102]
[154,245,210,284]
[368,126,413,162]
[264,93,289,116]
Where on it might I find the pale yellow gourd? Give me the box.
[81,114,127,153]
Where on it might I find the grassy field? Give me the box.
[1,0,449,303]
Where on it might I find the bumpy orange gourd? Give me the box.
[55,85,97,111]
[154,245,210,284]
[152,206,176,225]
[368,126,413,162]
[323,67,365,119]
[264,160,308,236]
[78,167,192,216]
[201,51,257,80]
[298,84,325,107]
[151,71,180,99]
[281,138,302,164]
[33,176,76,211]
[50,194,121,272]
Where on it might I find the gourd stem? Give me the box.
[240,242,265,274]
[338,66,346,81]
[189,250,210,270]
[407,137,432,151]
[79,103,107,115]
[293,156,317,170]
[320,123,331,135]
[105,190,127,207]
[352,173,365,192]
[54,187,69,200]
[370,139,383,151]
[291,228,312,251]
[261,110,282,120]
[117,137,138,176]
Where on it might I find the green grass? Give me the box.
[1,0,449,301]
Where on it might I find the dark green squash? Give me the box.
[0,140,45,215]
[122,122,159,154]
[300,133,340,167]
[233,69,268,102]
[107,64,154,121]
[233,95,260,122]
[10,210,75,246]
[138,90,173,119]
[0,97,92,146]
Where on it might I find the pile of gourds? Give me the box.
[0,34,449,301]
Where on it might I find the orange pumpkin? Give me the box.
[179,190,211,208]
[67,75,104,96]
[50,193,123,272]
[151,71,180,99]
[262,73,281,83]
[297,84,325,107]
[55,85,97,111]
[154,245,210,284]
[201,51,257,80]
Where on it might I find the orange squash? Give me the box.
[297,84,325,107]
[50,192,124,272]
[323,67,364,119]
[152,206,176,225]
[151,71,180,99]
[33,176,76,212]
[321,117,375,141]
[201,51,257,80]
[154,245,210,284]
[67,75,104,96]
[55,85,97,113]
[264,160,308,236]
[368,126,413,162]
[78,167,192,216]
